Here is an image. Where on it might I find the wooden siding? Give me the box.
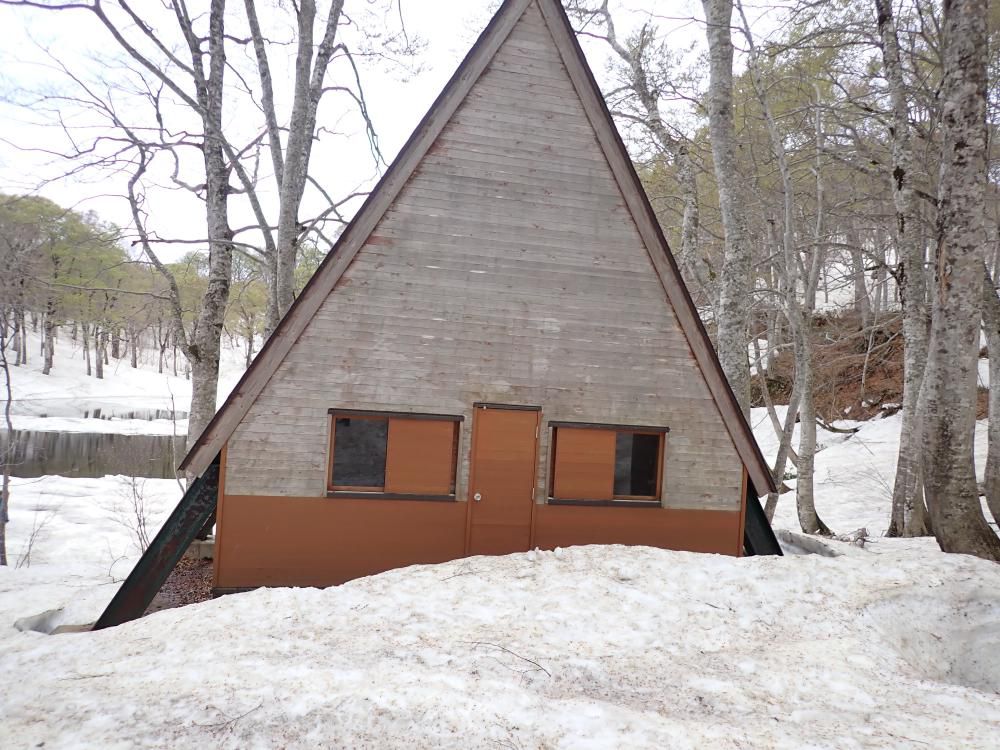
[216,495,468,588]
[214,494,741,589]
[224,1,743,511]
[532,504,742,556]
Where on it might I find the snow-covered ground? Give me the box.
[2,542,999,748]
[7,334,245,425]
[0,475,180,629]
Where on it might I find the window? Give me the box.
[328,410,461,499]
[549,422,666,504]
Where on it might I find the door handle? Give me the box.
[473,492,482,502]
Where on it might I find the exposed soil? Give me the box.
[145,555,213,615]
[751,312,905,422]
[751,311,989,421]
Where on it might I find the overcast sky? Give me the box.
[0,1,714,262]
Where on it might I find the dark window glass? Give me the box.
[332,417,388,488]
[613,432,660,497]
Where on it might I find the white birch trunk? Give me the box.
[702,0,752,415]
[921,0,1000,561]
[875,0,931,537]
[740,10,830,535]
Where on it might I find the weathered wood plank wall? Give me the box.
[224,2,743,511]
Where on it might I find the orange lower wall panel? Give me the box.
[217,495,468,588]
[216,495,742,589]
[532,504,741,556]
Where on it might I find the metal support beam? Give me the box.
[743,481,783,556]
[93,461,221,629]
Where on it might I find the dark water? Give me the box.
[2,430,186,479]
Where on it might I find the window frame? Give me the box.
[326,409,463,501]
[547,421,667,507]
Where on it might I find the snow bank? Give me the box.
[7,415,188,435]
[0,475,180,629]
[753,407,992,537]
[7,334,245,422]
[1,545,998,749]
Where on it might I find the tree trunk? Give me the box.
[921,0,1000,561]
[849,229,871,330]
[41,312,55,376]
[1,317,12,563]
[702,0,752,416]
[157,321,167,374]
[18,309,27,365]
[184,0,234,451]
[245,0,345,323]
[130,325,138,369]
[877,0,932,537]
[675,144,703,291]
[763,378,802,523]
[981,265,1000,525]
[740,9,830,535]
[82,323,91,377]
[94,325,104,380]
[793,327,830,534]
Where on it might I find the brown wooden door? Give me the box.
[467,405,539,556]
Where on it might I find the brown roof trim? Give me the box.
[180,0,775,496]
[178,0,533,474]
[534,0,775,494]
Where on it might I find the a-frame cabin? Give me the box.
[95,0,779,630]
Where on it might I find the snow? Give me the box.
[751,406,994,538]
[0,475,181,629]
[1,544,999,748]
[9,414,187,435]
[7,334,245,423]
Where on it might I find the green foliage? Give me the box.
[295,240,327,295]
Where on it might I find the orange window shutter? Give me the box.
[552,428,615,500]
[385,419,457,495]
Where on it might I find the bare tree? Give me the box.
[243,0,384,330]
[3,0,407,449]
[920,0,1000,561]
[736,1,831,535]
[0,310,12,566]
[701,0,753,415]
[874,0,931,537]
[0,0,238,449]
[566,1,706,291]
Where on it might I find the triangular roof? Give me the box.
[178,0,776,497]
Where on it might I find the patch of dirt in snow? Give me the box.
[146,556,213,614]
[2,545,1000,749]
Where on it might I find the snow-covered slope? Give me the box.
[2,544,999,749]
[7,334,246,427]
[751,406,993,537]
[0,475,180,628]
